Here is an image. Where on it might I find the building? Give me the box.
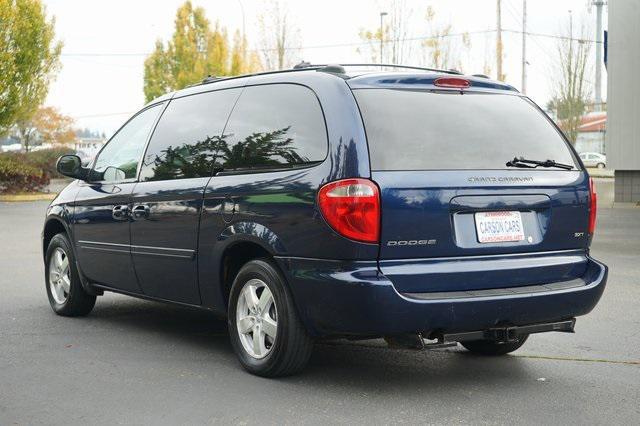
[607,1,640,203]
[74,137,106,161]
[575,112,607,155]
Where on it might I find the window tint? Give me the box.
[91,104,162,182]
[354,89,578,171]
[220,84,327,171]
[139,88,242,181]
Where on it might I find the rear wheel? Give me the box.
[461,335,528,356]
[45,233,96,316]
[597,162,605,169]
[228,259,313,377]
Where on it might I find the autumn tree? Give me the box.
[421,6,470,72]
[550,19,592,144]
[0,0,62,136]
[258,0,301,70]
[143,1,260,102]
[357,0,412,64]
[14,106,76,152]
[230,30,262,75]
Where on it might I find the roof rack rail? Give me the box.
[194,62,463,89]
[294,62,463,75]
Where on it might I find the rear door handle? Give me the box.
[112,205,130,220]
[132,204,150,220]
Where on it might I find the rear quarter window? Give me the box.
[354,89,578,171]
[221,83,328,171]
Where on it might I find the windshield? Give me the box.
[353,89,578,171]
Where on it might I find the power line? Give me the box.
[70,112,133,119]
[503,29,603,44]
[59,28,602,59]
[59,29,498,58]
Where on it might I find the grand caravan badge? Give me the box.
[467,176,534,183]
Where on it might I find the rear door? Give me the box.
[353,88,590,292]
[130,88,242,304]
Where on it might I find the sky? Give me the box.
[42,0,608,136]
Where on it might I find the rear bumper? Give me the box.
[275,255,607,337]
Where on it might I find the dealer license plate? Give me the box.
[474,211,525,243]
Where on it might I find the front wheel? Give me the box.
[228,259,313,377]
[461,335,528,356]
[45,233,96,316]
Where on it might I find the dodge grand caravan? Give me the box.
[44,64,607,377]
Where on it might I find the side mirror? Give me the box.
[56,155,87,180]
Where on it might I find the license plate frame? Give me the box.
[474,211,525,243]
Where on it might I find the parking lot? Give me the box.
[1,197,639,425]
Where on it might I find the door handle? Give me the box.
[132,204,150,220]
[112,205,130,220]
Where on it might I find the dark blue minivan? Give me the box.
[44,64,607,376]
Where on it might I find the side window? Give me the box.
[91,104,162,182]
[139,88,242,182]
[221,84,327,171]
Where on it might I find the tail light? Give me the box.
[588,177,597,234]
[317,178,380,243]
[434,77,470,89]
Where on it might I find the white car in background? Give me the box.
[579,152,607,169]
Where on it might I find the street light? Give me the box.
[380,11,388,66]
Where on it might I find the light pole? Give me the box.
[380,11,388,65]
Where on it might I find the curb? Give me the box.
[0,193,57,202]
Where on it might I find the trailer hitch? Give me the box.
[423,318,576,348]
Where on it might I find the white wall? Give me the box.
[607,1,640,170]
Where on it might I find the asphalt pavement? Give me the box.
[1,200,638,425]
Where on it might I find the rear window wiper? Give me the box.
[506,157,574,170]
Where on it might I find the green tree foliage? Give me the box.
[0,0,62,136]
[143,1,260,102]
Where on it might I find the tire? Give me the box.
[45,233,96,316]
[597,163,605,169]
[228,259,313,377]
[461,335,528,356]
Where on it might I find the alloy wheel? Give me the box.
[49,247,71,304]
[236,278,278,359]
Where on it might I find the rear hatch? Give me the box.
[353,85,591,293]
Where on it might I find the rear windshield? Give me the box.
[353,89,578,171]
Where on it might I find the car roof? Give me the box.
[146,64,520,106]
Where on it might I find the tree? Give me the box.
[258,1,301,70]
[357,0,412,64]
[0,0,62,136]
[143,1,260,102]
[230,30,262,75]
[14,106,75,152]
[421,6,470,72]
[551,19,592,144]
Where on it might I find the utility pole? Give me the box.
[496,0,503,81]
[593,1,605,111]
[521,0,527,93]
[380,11,388,66]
